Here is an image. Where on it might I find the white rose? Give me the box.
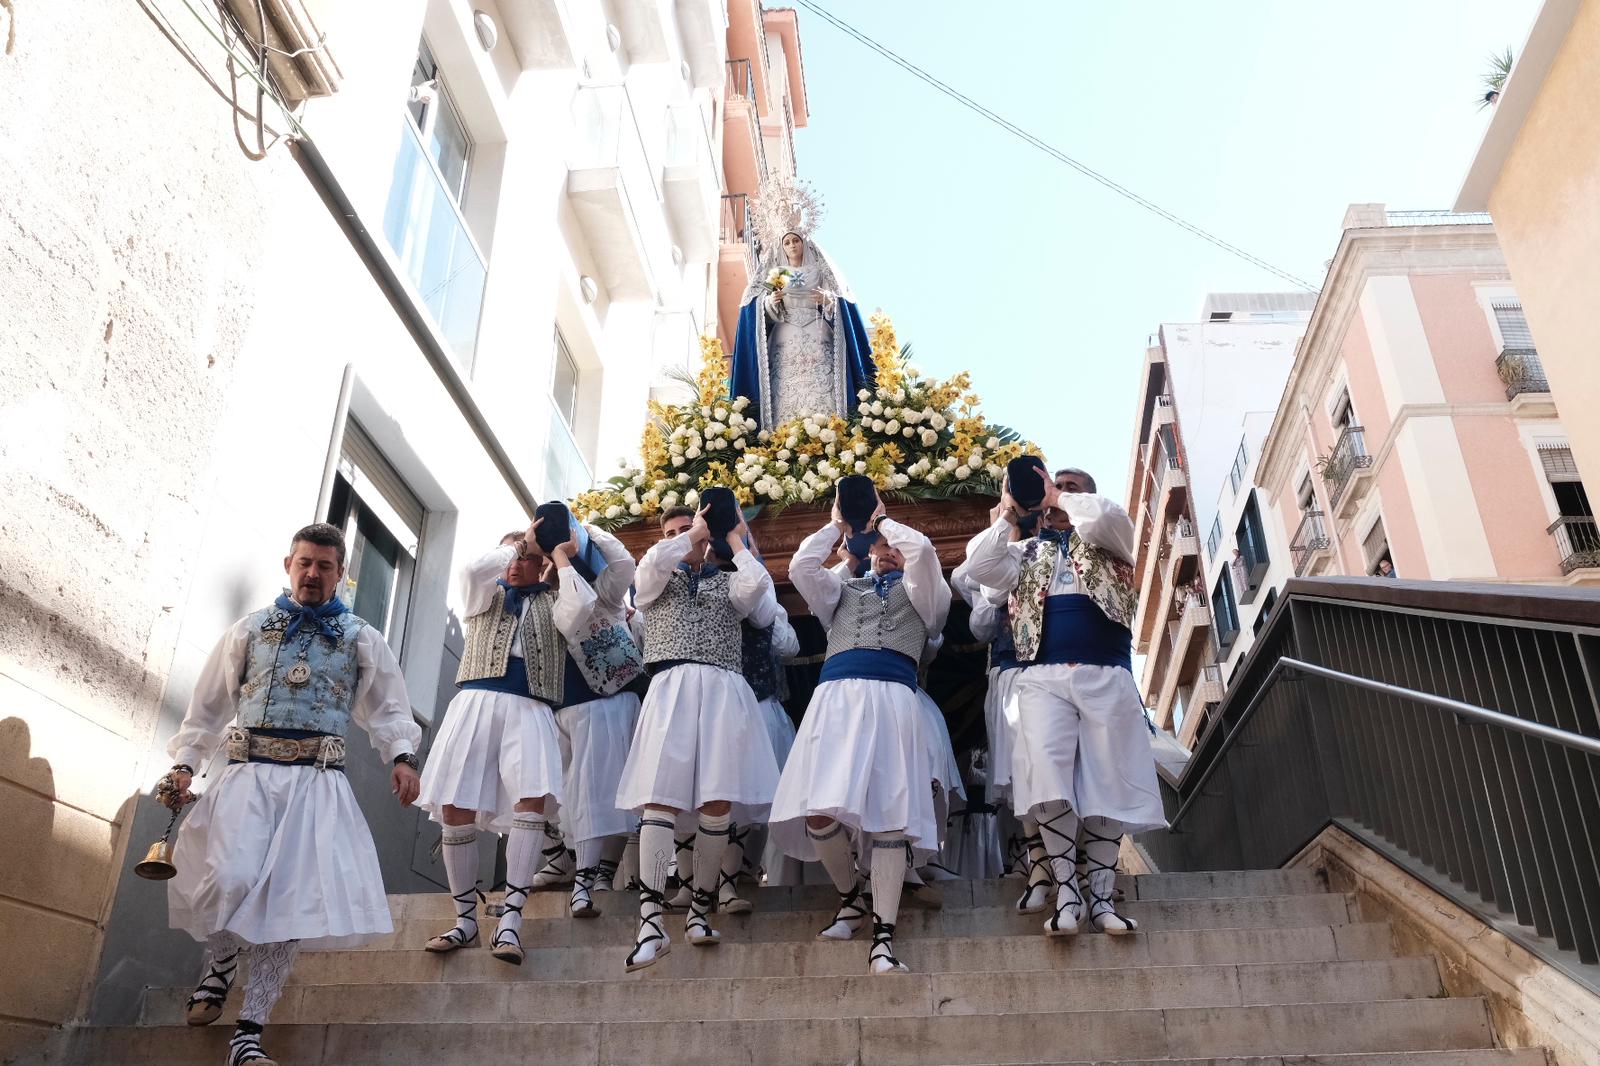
[969,446,984,463]
[734,437,747,450]
[684,489,699,506]
[854,461,867,474]
[623,487,639,504]
[677,472,690,484]
[759,430,771,442]
[943,456,960,471]
[871,401,884,416]
[902,427,915,439]
[671,454,686,467]
[799,486,815,502]
[819,428,837,444]
[986,436,1000,450]
[858,389,871,401]
[669,442,684,455]
[893,389,906,403]
[605,504,624,519]
[715,407,728,421]
[629,502,642,515]
[893,473,910,488]
[643,490,660,504]
[774,461,790,474]
[987,463,1002,479]
[685,446,701,459]
[700,406,712,418]
[885,420,900,435]
[705,421,724,437]
[928,470,943,485]
[838,448,854,462]
[778,448,792,460]
[713,438,728,450]
[733,396,750,411]
[930,414,948,431]
[920,428,939,447]
[586,510,602,522]
[872,420,886,433]
[956,465,971,480]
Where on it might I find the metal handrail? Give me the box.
[1169,655,1600,829]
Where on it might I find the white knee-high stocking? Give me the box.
[439,825,481,943]
[495,814,544,956]
[1035,800,1083,935]
[1081,815,1136,933]
[627,815,675,970]
[868,836,910,974]
[808,820,867,941]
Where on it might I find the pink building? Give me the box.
[1255,205,1598,589]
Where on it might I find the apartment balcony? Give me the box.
[1230,542,1269,605]
[1167,518,1199,587]
[611,0,672,62]
[723,59,768,196]
[1290,509,1332,577]
[499,0,576,69]
[1136,517,1199,654]
[568,86,657,301]
[1157,596,1213,726]
[1323,425,1374,517]
[381,118,487,372]
[676,0,728,87]
[663,103,720,264]
[1153,393,1176,428]
[1194,663,1225,708]
[1156,456,1189,520]
[1548,516,1600,576]
[1495,347,1551,401]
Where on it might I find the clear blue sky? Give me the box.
[790,0,1538,501]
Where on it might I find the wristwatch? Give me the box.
[393,752,420,773]
[870,513,890,533]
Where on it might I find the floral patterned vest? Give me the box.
[1009,532,1138,664]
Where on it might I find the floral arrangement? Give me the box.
[572,312,1041,529]
[763,266,797,292]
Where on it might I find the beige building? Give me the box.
[1254,206,1595,601]
[0,0,810,1056]
[1457,0,1600,495]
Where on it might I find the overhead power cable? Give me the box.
[793,0,1320,292]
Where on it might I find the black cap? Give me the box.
[1006,456,1049,510]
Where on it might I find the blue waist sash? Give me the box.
[553,653,601,710]
[1036,595,1132,671]
[459,655,533,698]
[818,648,919,691]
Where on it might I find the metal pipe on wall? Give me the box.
[315,361,356,521]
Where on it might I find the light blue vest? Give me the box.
[236,604,369,735]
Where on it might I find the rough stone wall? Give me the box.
[0,1,287,1057]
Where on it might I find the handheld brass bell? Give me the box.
[135,810,180,881]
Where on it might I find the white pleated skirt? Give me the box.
[985,666,1022,803]
[555,691,641,844]
[769,679,941,861]
[1011,662,1167,834]
[168,762,392,950]
[614,663,780,822]
[417,688,565,834]
[758,697,797,770]
[915,688,966,801]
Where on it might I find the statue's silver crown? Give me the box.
[750,177,826,250]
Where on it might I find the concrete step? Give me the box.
[386,868,1329,922]
[967,1054,1547,1066]
[271,920,1397,985]
[139,956,1443,1026]
[42,998,1498,1065]
[371,892,1355,950]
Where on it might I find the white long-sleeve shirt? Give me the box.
[791,519,951,633]
[169,612,422,771]
[633,534,777,627]
[585,525,637,611]
[460,544,597,654]
[770,602,801,662]
[965,494,1136,597]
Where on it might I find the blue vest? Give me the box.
[236,604,369,735]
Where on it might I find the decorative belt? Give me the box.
[224,726,346,771]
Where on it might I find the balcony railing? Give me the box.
[1382,209,1494,227]
[1290,509,1330,577]
[1322,425,1373,508]
[1547,516,1600,575]
[1142,577,1600,981]
[1495,347,1551,400]
[381,117,487,371]
[720,193,757,261]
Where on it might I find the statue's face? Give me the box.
[782,232,804,265]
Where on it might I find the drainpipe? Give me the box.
[315,361,356,520]
[288,137,541,516]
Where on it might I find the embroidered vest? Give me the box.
[237,605,368,735]
[456,588,565,705]
[1009,532,1138,663]
[568,607,646,697]
[642,569,744,674]
[742,622,780,701]
[987,602,1019,672]
[824,578,929,663]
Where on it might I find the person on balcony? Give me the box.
[965,463,1166,938]
[156,523,421,1066]
[730,177,875,427]
[768,487,951,974]
[615,496,781,971]
[417,520,591,967]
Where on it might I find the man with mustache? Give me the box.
[156,523,421,1066]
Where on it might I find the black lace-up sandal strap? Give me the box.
[188,951,239,1007]
[869,920,902,967]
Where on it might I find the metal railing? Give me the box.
[1142,578,1600,988]
[1384,209,1495,227]
[1496,347,1551,400]
[1291,509,1331,576]
[1323,425,1373,508]
[1548,516,1600,575]
[720,192,757,260]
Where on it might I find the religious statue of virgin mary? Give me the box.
[730,179,875,428]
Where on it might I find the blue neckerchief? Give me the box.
[677,560,721,595]
[1038,527,1072,546]
[871,569,905,600]
[566,517,607,583]
[275,592,349,641]
[497,578,551,617]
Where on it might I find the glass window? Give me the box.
[408,41,470,202]
[326,422,424,652]
[1236,492,1270,572]
[1228,438,1249,494]
[552,331,580,429]
[1206,516,1222,560]
[1211,572,1240,650]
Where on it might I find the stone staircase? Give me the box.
[38,870,1547,1065]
